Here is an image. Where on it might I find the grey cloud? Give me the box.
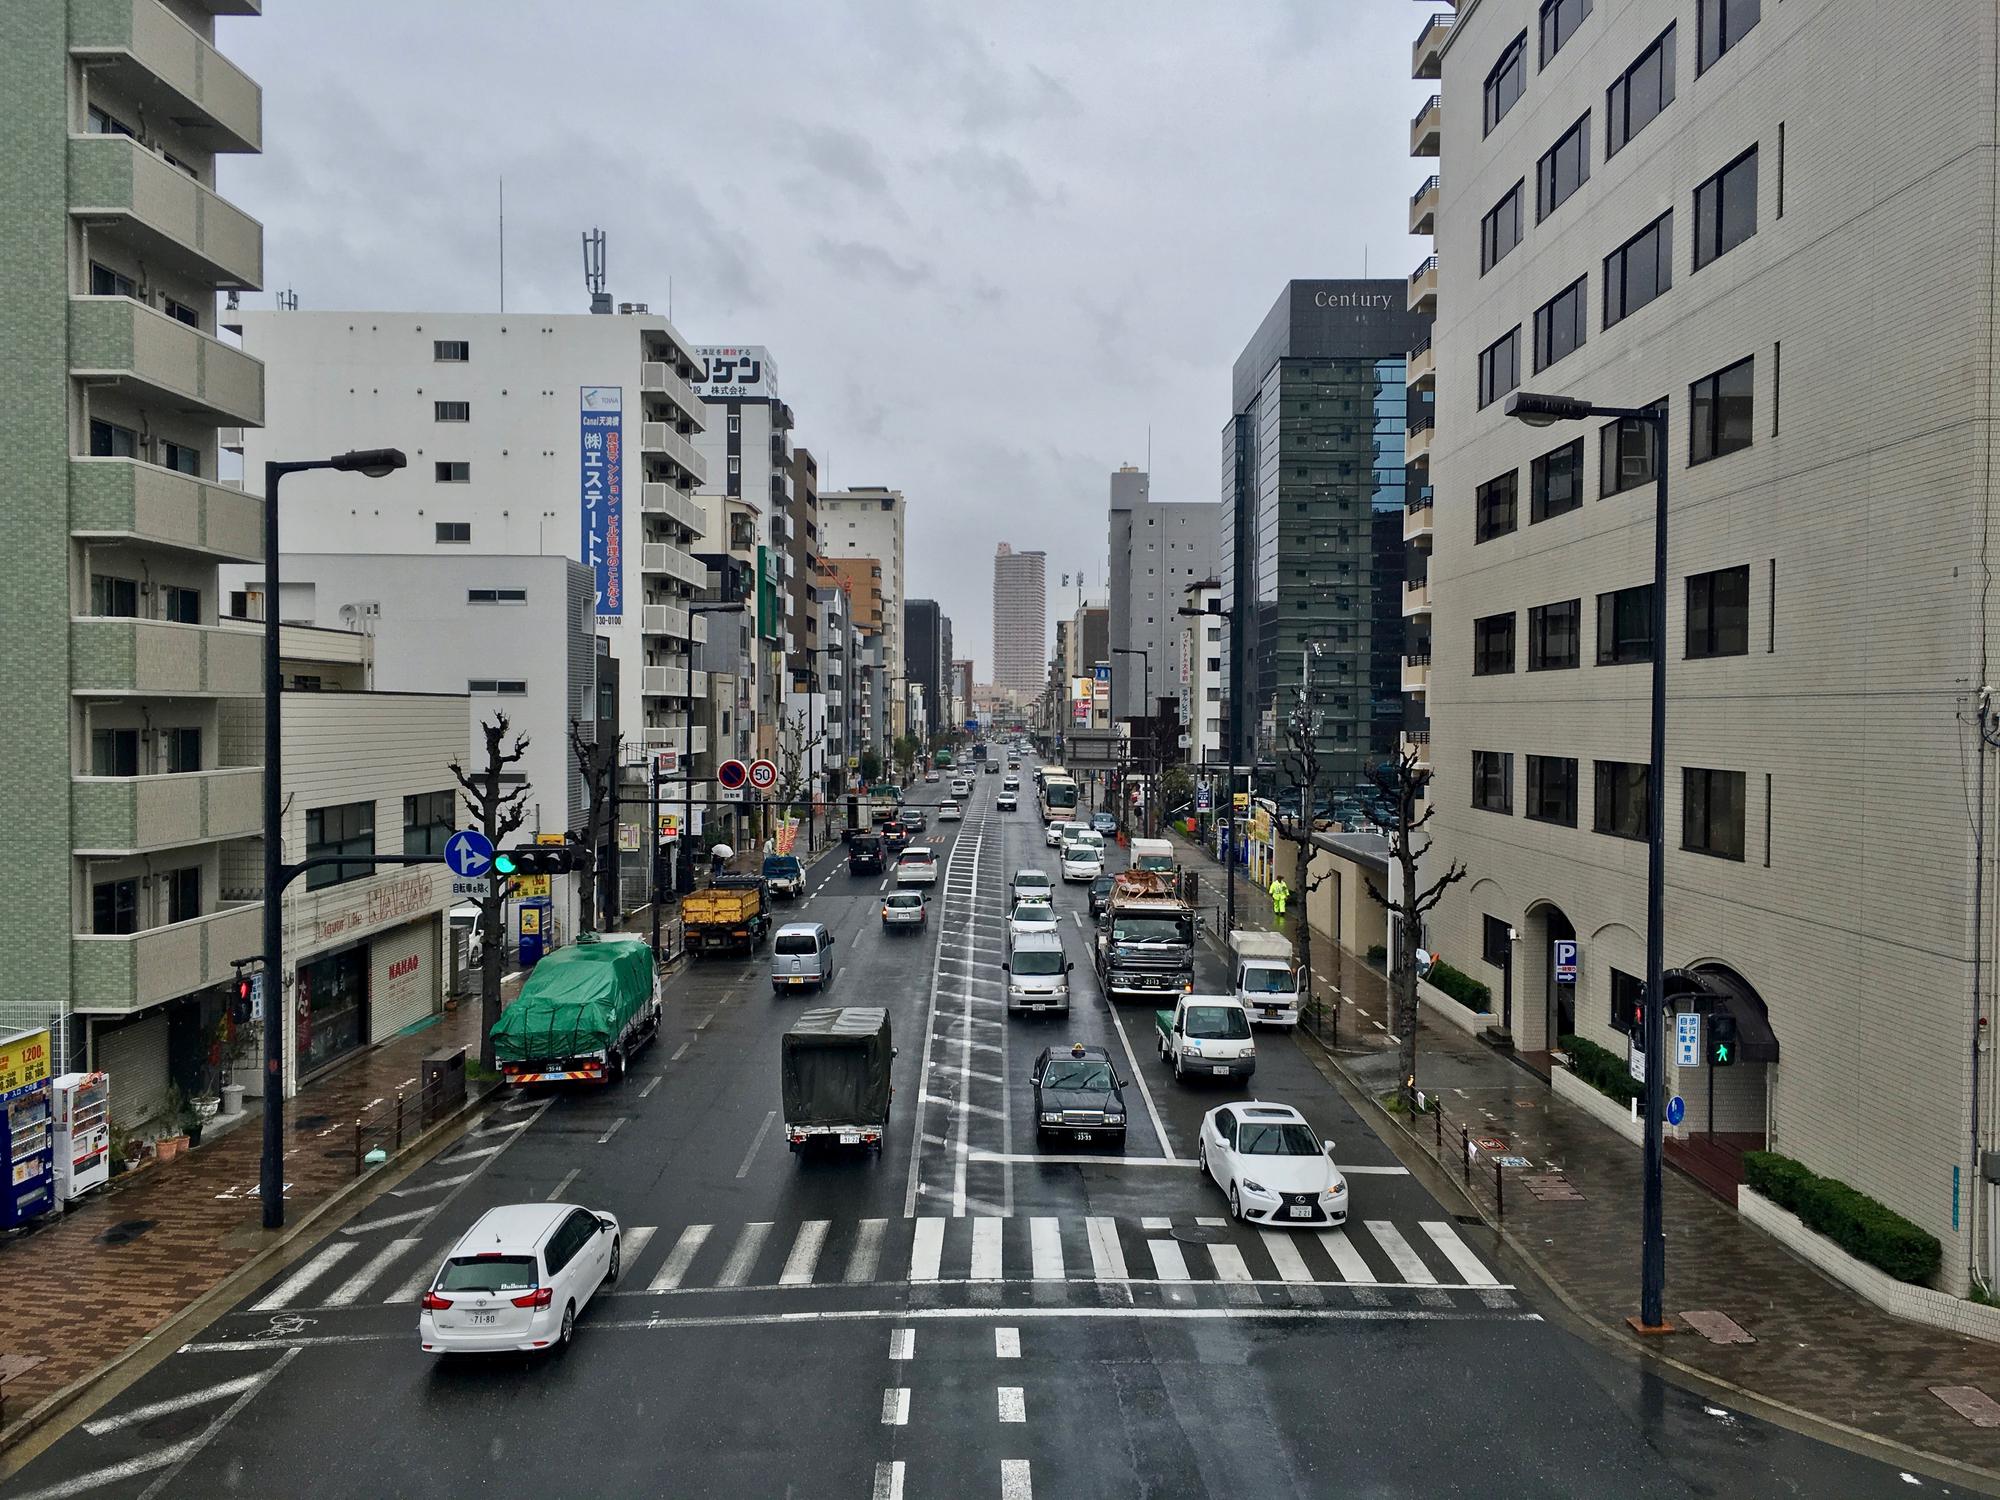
[785,124,893,198]
[924,144,1060,212]
[815,239,935,289]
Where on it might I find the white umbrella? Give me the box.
[710,843,736,860]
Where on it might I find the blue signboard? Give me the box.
[1552,939,1578,984]
[1666,1095,1686,1127]
[1676,1012,1701,1068]
[444,829,494,879]
[580,386,624,621]
[1093,665,1111,681]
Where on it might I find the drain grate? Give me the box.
[96,1219,156,1245]
[1454,1213,1482,1226]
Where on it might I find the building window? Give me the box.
[1686,565,1751,658]
[1690,357,1754,464]
[467,588,528,603]
[1531,439,1584,522]
[165,866,200,924]
[1480,182,1524,273]
[403,790,455,858]
[435,521,471,543]
[1536,114,1591,221]
[1698,0,1759,73]
[305,800,375,890]
[1684,766,1747,859]
[1599,402,1664,496]
[1484,31,1529,135]
[1603,212,1673,328]
[435,461,470,483]
[161,297,200,329]
[91,728,139,777]
[1526,755,1578,826]
[1695,149,1760,275]
[89,262,137,298]
[1477,327,1521,410]
[1482,916,1516,969]
[90,574,139,617]
[1528,599,1581,671]
[1607,25,1676,157]
[434,401,470,422]
[87,105,136,137]
[1532,276,1588,372]
[1610,967,1644,1036]
[1473,612,1516,676]
[89,419,137,458]
[1593,761,1650,841]
[434,340,470,361]
[1540,0,1591,63]
[1475,471,1518,542]
[161,584,200,624]
[467,679,528,695]
[1472,752,1514,814]
[163,726,201,772]
[92,878,138,935]
[160,441,200,475]
[1596,584,1654,664]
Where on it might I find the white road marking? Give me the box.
[881,1387,910,1425]
[846,1218,887,1284]
[388,1172,473,1198]
[995,1326,1021,1358]
[639,1074,663,1098]
[650,1225,712,1291]
[780,1220,831,1285]
[998,1386,1027,1423]
[1317,1229,1378,1284]
[1421,1221,1499,1285]
[441,1142,505,1163]
[715,1221,773,1288]
[1259,1230,1314,1283]
[910,1217,945,1281]
[1147,1239,1191,1282]
[384,1259,438,1306]
[1100,988,1174,1160]
[339,1206,432,1235]
[968,1152,1194,1168]
[1001,1458,1033,1500]
[620,1226,656,1270]
[1141,1216,1172,1230]
[82,1373,265,1436]
[545,1168,579,1202]
[1341,1164,1412,1175]
[252,1242,359,1311]
[736,1110,777,1178]
[1087,1216,1128,1281]
[326,1237,421,1307]
[470,1117,531,1137]
[1208,1244,1253,1283]
[1029,1217,1064,1280]
[889,1327,915,1360]
[872,1461,906,1500]
[670,1041,691,1061]
[970,1217,1003,1280]
[597,1117,628,1144]
[1367,1221,1438,1285]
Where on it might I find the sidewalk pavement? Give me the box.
[1166,829,2000,1484]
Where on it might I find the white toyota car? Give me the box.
[419,1202,621,1354]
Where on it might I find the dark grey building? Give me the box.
[1221,280,1430,785]
[904,598,947,735]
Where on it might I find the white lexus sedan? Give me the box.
[420,1202,621,1354]
[1198,1103,1348,1227]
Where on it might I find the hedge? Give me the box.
[1743,1150,1942,1286]
[1428,959,1491,1013]
[1558,1033,1643,1105]
[1365,944,1387,971]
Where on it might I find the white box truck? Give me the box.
[1229,929,1301,1027]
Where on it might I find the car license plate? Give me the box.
[1288,1206,1312,1219]
[1074,1132,1093,1142]
[789,978,804,986]
[1211,1065,1229,1076]
[1262,1006,1281,1015]
[839,1132,860,1144]
[470,1311,497,1325]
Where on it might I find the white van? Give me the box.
[1004,928,1073,1015]
[772,922,837,992]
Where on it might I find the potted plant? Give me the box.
[181,1088,206,1150]
[155,1083,191,1161]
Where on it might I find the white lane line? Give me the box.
[846,1218,887,1284]
[640,1074,663,1098]
[1102,996,1174,1160]
[620,1226,656,1271]
[1029,1217,1064,1280]
[545,1168,579,1202]
[881,1387,910,1425]
[251,1242,359,1311]
[1140,1216,1172,1230]
[1209,1244,1253,1283]
[1421,1221,1499,1286]
[1196,1216,1227,1227]
[1317,1229,1378,1284]
[1086,1217,1128,1281]
[1259,1230,1314,1283]
[388,1171,473,1198]
[1001,1458,1033,1500]
[968,1151,1193,1168]
[116,1346,301,1500]
[82,1373,265,1436]
[889,1327,915,1361]
[995,1326,1021,1358]
[385,1258,438,1306]
[597,1117,628,1144]
[1367,1221,1439,1285]
[471,1117,531,1137]
[910,1216,945,1281]
[872,1461,905,1500]
[326,1236,421,1307]
[441,1143,505,1163]
[780,1220,831,1285]
[1147,1239,1191,1282]
[1342,1165,1413,1175]
[970,1217,1003,1281]
[339,1206,432,1235]
[671,1041,692,1061]
[715,1222,774,1288]
[736,1109,777,1178]
[650,1224,712,1291]
[997,1386,1027,1423]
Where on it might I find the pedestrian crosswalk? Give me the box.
[244,1210,1506,1313]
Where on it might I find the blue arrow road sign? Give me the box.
[1666,1095,1686,1127]
[444,829,495,879]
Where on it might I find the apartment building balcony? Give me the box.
[1401,653,1432,695]
[70,616,262,696]
[1401,580,1432,620]
[640,541,708,591]
[639,422,705,488]
[69,133,262,291]
[72,899,261,1015]
[72,765,261,855]
[642,723,708,756]
[1408,255,1438,316]
[639,360,702,427]
[770,433,789,466]
[68,0,263,154]
[1412,10,1452,79]
[1409,174,1439,236]
[641,665,698,698]
[1401,728,1432,771]
[70,295,264,427]
[1406,413,1435,467]
[1403,495,1435,544]
[639,480,705,538]
[70,456,262,562]
[641,601,689,639]
[1407,334,1435,393]
[1411,95,1441,158]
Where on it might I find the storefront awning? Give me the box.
[1665,967,1779,1064]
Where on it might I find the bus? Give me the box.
[1038,772,1079,825]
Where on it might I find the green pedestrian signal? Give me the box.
[1708,1011,1738,1067]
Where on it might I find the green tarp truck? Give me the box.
[491,935,661,1086]
[782,1007,894,1154]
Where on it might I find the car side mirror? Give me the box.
[1065,961,1074,972]
[598,1215,617,1233]
[1324,1142,1337,1159]
[1001,961,1011,972]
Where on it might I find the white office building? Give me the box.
[1178,579,1225,767]
[823,488,909,739]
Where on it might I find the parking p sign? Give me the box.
[1552,940,1577,984]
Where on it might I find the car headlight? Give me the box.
[1326,1181,1347,1198]
[1183,1040,1201,1055]
[1104,1113,1125,1125]
[1241,1179,1270,1196]
[1040,1112,1062,1124]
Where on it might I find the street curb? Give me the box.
[1292,1027,2000,1497]
[0,1079,500,1468]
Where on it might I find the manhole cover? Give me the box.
[96,1219,156,1245]
[1171,1224,1229,1245]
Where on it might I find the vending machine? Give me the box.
[52,1072,110,1201]
[0,1027,56,1229]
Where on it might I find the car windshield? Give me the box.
[1134,856,1176,872]
[886,894,922,908]
[775,933,821,955]
[437,1254,538,1292]
[1243,968,1297,994]
[1112,916,1186,944]
[1042,1060,1113,1090]
[1013,949,1065,976]
[1013,903,1053,923]
[1237,1122,1321,1156]
[1184,1005,1252,1039]
[763,857,800,876]
[1092,877,1114,894]
[1017,875,1049,890]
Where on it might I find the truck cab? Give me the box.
[1229,929,1301,1027]
[1154,995,1256,1083]
[763,853,805,900]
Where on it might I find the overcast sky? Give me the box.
[218,1,1424,675]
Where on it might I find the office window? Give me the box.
[1475,471,1518,542]
[1694,147,1759,270]
[1480,182,1525,273]
[1477,327,1521,409]
[165,867,201,924]
[1594,761,1650,841]
[1603,212,1673,328]
[1526,755,1578,826]
[1533,277,1588,372]
[1599,402,1664,496]
[161,584,200,624]
[1472,752,1514,814]
[1528,599,1581,670]
[1610,967,1644,1035]
[92,878,138,935]
[163,726,201,772]
[466,587,529,603]
[305,800,375,890]
[1690,357,1754,463]
[467,679,529,695]
[1536,115,1591,221]
[1484,31,1529,134]
[434,340,470,361]
[434,401,470,422]
[1687,565,1751,658]
[1531,439,1584,522]
[1540,0,1591,63]
[1684,767,1746,859]
[160,440,199,475]
[91,728,139,777]
[89,419,137,458]
[435,521,471,543]
[1607,25,1676,156]
[89,262,136,298]
[435,461,470,483]
[1698,0,1759,73]
[403,790,455,858]
[1482,916,1515,967]
[90,574,139,617]
[1596,584,1654,664]
[161,297,200,329]
[1473,612,1516,676]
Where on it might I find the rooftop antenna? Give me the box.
[582,227,609,314]
[276,288,298,311]
[498,177,505,313]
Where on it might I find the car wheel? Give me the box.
[1198,1138,1208,1177]
[1228,1182,1243,1221]
[558,1301,576,1349]
[606,1236,621,1285]
[1173,1055,1185,1082]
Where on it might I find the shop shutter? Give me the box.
[97,1011,170,1129]
[369,916,440,1039]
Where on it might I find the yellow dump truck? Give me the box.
[683,874,772,958]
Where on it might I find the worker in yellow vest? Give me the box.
[1270,876,1290,927]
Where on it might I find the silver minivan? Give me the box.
[772,922,836,993]
[1004,928,1073,1015]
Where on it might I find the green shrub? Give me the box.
[1364,944,1387,971]
[1557,1033,1643,1105]
[1427,959,1491,1013]
[1743,1150,1942,1285]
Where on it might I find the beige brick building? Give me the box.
[1423,0,2000,1289]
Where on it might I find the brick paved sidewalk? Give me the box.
[0,994,497,1443]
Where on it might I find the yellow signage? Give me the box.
[519,906,542,936]
[1251,808,1272,842]
[511,831,567,899]
[0,1029,52,1095]
[659,814,680,841]
[1233,792,1249,812]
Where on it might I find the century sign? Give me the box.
[1312,290,1395,309]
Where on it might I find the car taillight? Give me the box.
[882,906,891,917]
[421,1291,452,1310]
[512,1286,555,1309]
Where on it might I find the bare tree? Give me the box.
[774,707,827,839]
[1271,681,1339,1036]
[1364,747,1469,1107]
[449,714,531,1072]
[568,717,621,934]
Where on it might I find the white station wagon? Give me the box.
[419,1202,622,1354]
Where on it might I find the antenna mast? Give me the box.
[582,228,609,314]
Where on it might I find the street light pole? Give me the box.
[1111,647,1150,835]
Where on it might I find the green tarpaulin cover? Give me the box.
[491,937,654,1062]
[781,1007,892,1125]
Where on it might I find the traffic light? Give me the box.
[1708,1011,1738,1067]
[1625,989,1646,1036]
[493,843,585,877]
[231,971,256,1024]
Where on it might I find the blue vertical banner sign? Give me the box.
[580,386,624,621]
